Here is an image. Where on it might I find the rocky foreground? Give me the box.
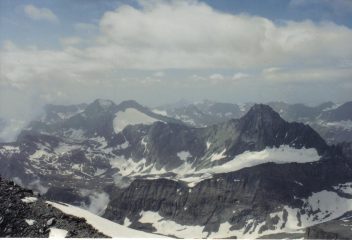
[0,176,107,237]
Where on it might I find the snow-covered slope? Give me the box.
[113,108,163,133]
[48,201,164,238]
[202,145,320,175]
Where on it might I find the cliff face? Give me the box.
[304,218,352,240]
[103,151,352,238]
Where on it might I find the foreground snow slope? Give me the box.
[47,201,165,238]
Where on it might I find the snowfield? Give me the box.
[181,145,320,187]
[202,145,320,175]
[113,108,162,133]
[47,201,164,238]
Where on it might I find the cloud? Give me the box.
[153,71,165,77]
[79,190,110,215]
[0,118,26,142]
[3,1,351,78]
[24,4,59,23]
[28,179,49,194]
[94,0,352,69]
[209,73,224,80]
[60,37,82,46]
[233,72,249,80]
[0,0,351,109]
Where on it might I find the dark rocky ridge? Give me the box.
[0,176,107,238]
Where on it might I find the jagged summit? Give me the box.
[229,103,328,154]
[117,100,147,111]
[85,99,117,114]
[243,104,281,120]
[239,104,284,131]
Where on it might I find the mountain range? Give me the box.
[154,100,352,144]
[0,99,352,238]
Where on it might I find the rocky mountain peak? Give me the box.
[240,104,282,126]
[117,100,145,111]
[84,99,117,115]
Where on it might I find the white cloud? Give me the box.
[24,5,59,23]
[209,73,224,81]
[1,0,351,92]
[60,37,82,46]
[93,1,352,69]
[153,71,164,77]
[233,72,249,80]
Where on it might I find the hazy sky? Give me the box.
[1,0,352,119]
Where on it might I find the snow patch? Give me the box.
[55,143,79,154]
[25,219,36,225]
[49,228,68,238]
[0,145,20,153]
[29,149,48,161]
[123,217,132,227]
[206,141,211,150]
[152,109,168,116]
[177,151,191,161]
[209,148,226,162]
[113,108,161,133]
[21,197,38,203]
[139,211,206,238]
[117,141,129,150]
[63,129,86,141]
[334,182,352,195]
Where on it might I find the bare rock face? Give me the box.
[304,217,352,240]
[0,177,107,238]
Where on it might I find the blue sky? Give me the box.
[0,0,352,119]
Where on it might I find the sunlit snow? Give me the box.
[21,197,38,203]
[48,201,163,238]
[203,145,320,175]
[48,228,68,238]
[209,148,227,161]
[113,108,161,133]
[177,151,191,161]
[25,219,36,226]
